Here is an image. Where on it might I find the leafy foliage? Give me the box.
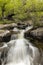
[0,0,43,26]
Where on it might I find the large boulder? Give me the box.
[0,30,11,42]
[25,27,43,40]
[0,23,17,30]
[30,27,43,40]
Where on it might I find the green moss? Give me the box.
[0,20,15,24]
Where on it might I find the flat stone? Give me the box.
[0,23,17,30]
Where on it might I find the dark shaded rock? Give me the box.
[25,27,43,41]
[0,43,8,65]
[30,28,43,40]
[0,30,11,42]
[17,22,28,29]
[2,35,11,42]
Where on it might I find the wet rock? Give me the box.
[10,28,19,40]
[25,27,43,40]
[30,27,43,40]
[10,27,19,36]
[0,30,11,42]
[17,22,28,29]
[0,42,8,61]
[0,23,17,30]
[0,43,7,52]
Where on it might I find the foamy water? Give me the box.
[1,26,42,65]
[5,38,41,65]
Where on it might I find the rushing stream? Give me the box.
[0,26,42,65]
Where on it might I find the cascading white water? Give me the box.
[3,26,41,65]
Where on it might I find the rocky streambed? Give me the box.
[0,23,43,65]
[0,23,43,44]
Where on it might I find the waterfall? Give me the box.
[6,39,41,65]
[1,26,42,65]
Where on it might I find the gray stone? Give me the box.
[25,27,43,40]
[0,23,17,30]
